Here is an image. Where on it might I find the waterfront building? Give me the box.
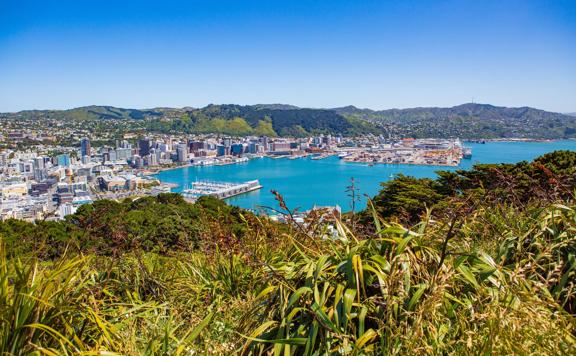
[189,141,206,152]
[216,145,226,157]
[231,143,244,156]
[273,141,291,152]
[177,143,188,163]
[259,136,269,148]
[248,143,259,154]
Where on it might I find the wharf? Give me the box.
[181,180,262,202]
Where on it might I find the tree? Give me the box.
[254,119,277,137]
[370,174,444,223]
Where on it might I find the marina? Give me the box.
[181,180,262,202]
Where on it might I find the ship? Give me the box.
[463,147,472,159]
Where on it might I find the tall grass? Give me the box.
[0,200,575,354]
[0,249,215,354]
[244,202,576,354]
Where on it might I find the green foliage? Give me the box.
[253,119,277,137]
[0,247,219,354]
[161,104,379,136]
[337,103,576,139]
[246,204,576,354]
[366,150,576,224]
[371,174,444,223]
[0,194,253,259]
[226,117,254,136]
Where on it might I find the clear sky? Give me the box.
[0,0,575,113]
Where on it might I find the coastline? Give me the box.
[146,156,258,176]
[136,140,576,213]
[463,138,573,143]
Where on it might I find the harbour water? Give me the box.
[154,140,576,212]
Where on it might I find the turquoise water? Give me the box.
[154,141,576,212]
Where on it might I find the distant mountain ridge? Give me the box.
[333,103,576,139]
[333,103,569,122]
[11,105,163,121]
[3,103,575,139]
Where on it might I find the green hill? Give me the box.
[4,103,576,138]
[334,103,576,139]
[12,105,163,121]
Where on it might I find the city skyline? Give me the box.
[1,0,575,113]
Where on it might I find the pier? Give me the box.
[181,180,262,202]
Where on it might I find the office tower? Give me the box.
[138,138,151,156]
[80,138,91,157]
[177,143,188,162]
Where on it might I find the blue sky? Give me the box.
[0,0,575,112]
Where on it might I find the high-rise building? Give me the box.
[33,157,46,181]
[177,143,188,162]
[80,138,91,157]
[133,155,143,168]
[115,148,132,161]
[148,150,158,166]
[117,139,132,149]
[138,138,151,157]
[56,154,71,167]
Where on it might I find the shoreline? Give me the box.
[463,138,574,143]
[144,157,256,175]
[342,160,461,168]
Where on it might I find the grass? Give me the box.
[1,200,575,354]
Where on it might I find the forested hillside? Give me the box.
[336,103,576,138]
[4,103,576,138]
